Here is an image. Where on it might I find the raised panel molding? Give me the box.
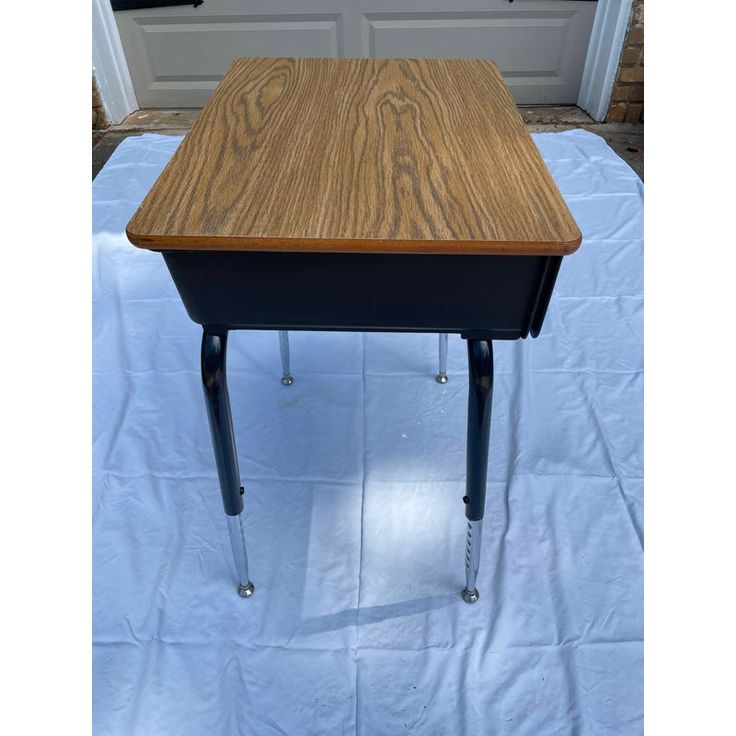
[361,10,596,104]
[117,12,343,107]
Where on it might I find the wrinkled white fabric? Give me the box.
[93,131,643,735]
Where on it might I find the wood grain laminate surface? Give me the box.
[126,57,581,255]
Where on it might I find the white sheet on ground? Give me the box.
[93,130,643,735]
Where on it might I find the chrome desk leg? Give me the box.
[279,330,294,385]
[436,333,449,383]
[227,513,254,598]
[201,331,254,598]
[461,338,493,603]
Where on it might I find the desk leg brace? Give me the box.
[462,339,493,603]
[201,331,254,598]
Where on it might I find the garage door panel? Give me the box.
[118,11,343,108]
[362,8,594,104]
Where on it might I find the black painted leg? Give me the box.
[462,338,494,603]
[201,330,254,598]
[278,330,294,385]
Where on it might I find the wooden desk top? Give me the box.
[127,57,581,256]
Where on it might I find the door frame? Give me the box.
[92,0,633,124]
[93,0,138,124]
[578,0,634,120]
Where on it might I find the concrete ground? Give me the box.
[93,106,643,181]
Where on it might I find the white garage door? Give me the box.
[114,0,598,108]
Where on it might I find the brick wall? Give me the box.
[608,0,644,123]
[93,74,109,130]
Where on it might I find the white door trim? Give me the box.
[92,0,138,124]
[577,0,634,121]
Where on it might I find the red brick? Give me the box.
[611,85,631,102]
[621,46,641,65]
[629,85,644,103]
[619,66,644,84]
[628,27,644,46]
[608,104,626,123]
[625,104,644,124]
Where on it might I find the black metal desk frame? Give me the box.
[160,249,562,603]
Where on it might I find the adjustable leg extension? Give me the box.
[436,333,449,383]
